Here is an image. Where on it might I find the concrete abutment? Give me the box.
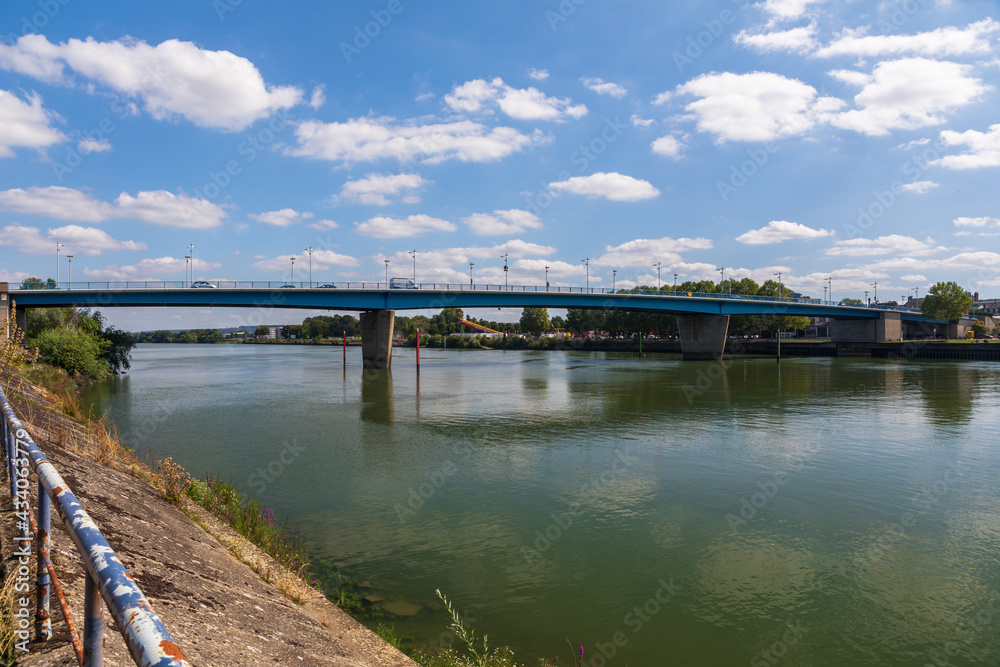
[831,312,902,343]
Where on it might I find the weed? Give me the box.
[154,457,192,505]
[376,622,402,650]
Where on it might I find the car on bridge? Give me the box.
[190,281,217,288]
[317,283,337,288]
[390,278,417,289]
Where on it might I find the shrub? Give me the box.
[33,326,110,380]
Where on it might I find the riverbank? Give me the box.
[0,368,416,666]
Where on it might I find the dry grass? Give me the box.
[0,566,17,665]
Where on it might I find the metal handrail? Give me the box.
[1,385,190,666]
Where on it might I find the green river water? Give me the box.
[82,344,1000,666]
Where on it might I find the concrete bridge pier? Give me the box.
[677,314,730,360]
[831,311,902,342]
[360,309,395,369]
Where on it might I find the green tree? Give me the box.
[519,307,551,335]
[922,281,972,322]
[34,327,110,380]
[255,325,271,338]
[840,298,863,306]
[26,307,72,338]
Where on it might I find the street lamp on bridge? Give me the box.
[185,255,191,285]
[54,242,63,284]
[66,255,73,289]
[501,253,508,288]
[673,273,678,290]
[383,258,389,284]
[409,249,417,282]
[544,265,549,290]
[871,282,878,304]
[827,276,832,303]
[654,262,661,290]
[718,267,725,294]
[304,246,313,287]
[613,269,617,291]
[582,258,590,289]
[291,256,296,283]
[187,243,196,282]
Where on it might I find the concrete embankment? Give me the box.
[0,371,416,666]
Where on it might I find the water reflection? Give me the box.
[360,368,394,424]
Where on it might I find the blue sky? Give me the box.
[1,0,998,330]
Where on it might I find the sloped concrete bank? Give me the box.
[0,372,416,666]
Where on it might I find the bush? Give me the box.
[33,326,110,380]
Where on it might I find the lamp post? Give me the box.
[291,256,296,283]
[501,253,508,288]
[304,246,313,287]
[827,277,832,304]
[582,258,590,289]
[469,262,474,286]
[409,249,417,282]
[187,243,196,282]
[613,269,617,290]
[654,262,661,290]
[871,282,878,304]
[544,265,549,290]
[673,273,678,290]
[185,255,191,285]
[913,286,919,300]
[384,258,389,284]
[718,267,725,294]
[66,255,73,289]
[55,242,63,284]
[824,285,828,302]
[865,289,869,305]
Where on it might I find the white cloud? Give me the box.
[760,0,825,21]
[954,216,999,227]
[736,220,834,244]
[309,84,326,110]
[932,124,1000,169]
[0,223,145,256]
[592,236,713,268]
[676,71,843,142]
[581,77,627,98]
[651,135,686,158]
[251,250,359,272]
[340,173,428,206]
[900,274,927,282]
[0,35,302,131]
[462,209,542,235]
[831,58,989,137]
[652,91,672,106]
[900,180,938,194]
[249,208,313,227]
[355,214,456,239]
[548,172,660,202]
[307,219,340,231]
[815,19,1000,58]
[0,186,226,228]
[114,191,228,229]
[631,115,654,127]
[78,137,111,153]
[527,68,549,81]
[443,77,587,121]
[868,250,1000,272]
[0,186,113,221]
[734,25,818,53]
[83,256,221,281]
[288,116,544,165]
[0,89,66,157]
[825,235,946,257]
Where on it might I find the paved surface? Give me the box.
[1,373,416,666]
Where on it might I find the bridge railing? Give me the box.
[9,281,924,312]
[1,384,190,666]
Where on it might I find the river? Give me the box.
[82,343,1000,665]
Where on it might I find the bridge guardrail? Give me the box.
[1,384,190,666]
[9,281,928,313]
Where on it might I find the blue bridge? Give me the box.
[2,280,943,364]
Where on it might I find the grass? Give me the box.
[0,567,18,666]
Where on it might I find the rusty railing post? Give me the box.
[83,572,104,666]
[36,482,52,641]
